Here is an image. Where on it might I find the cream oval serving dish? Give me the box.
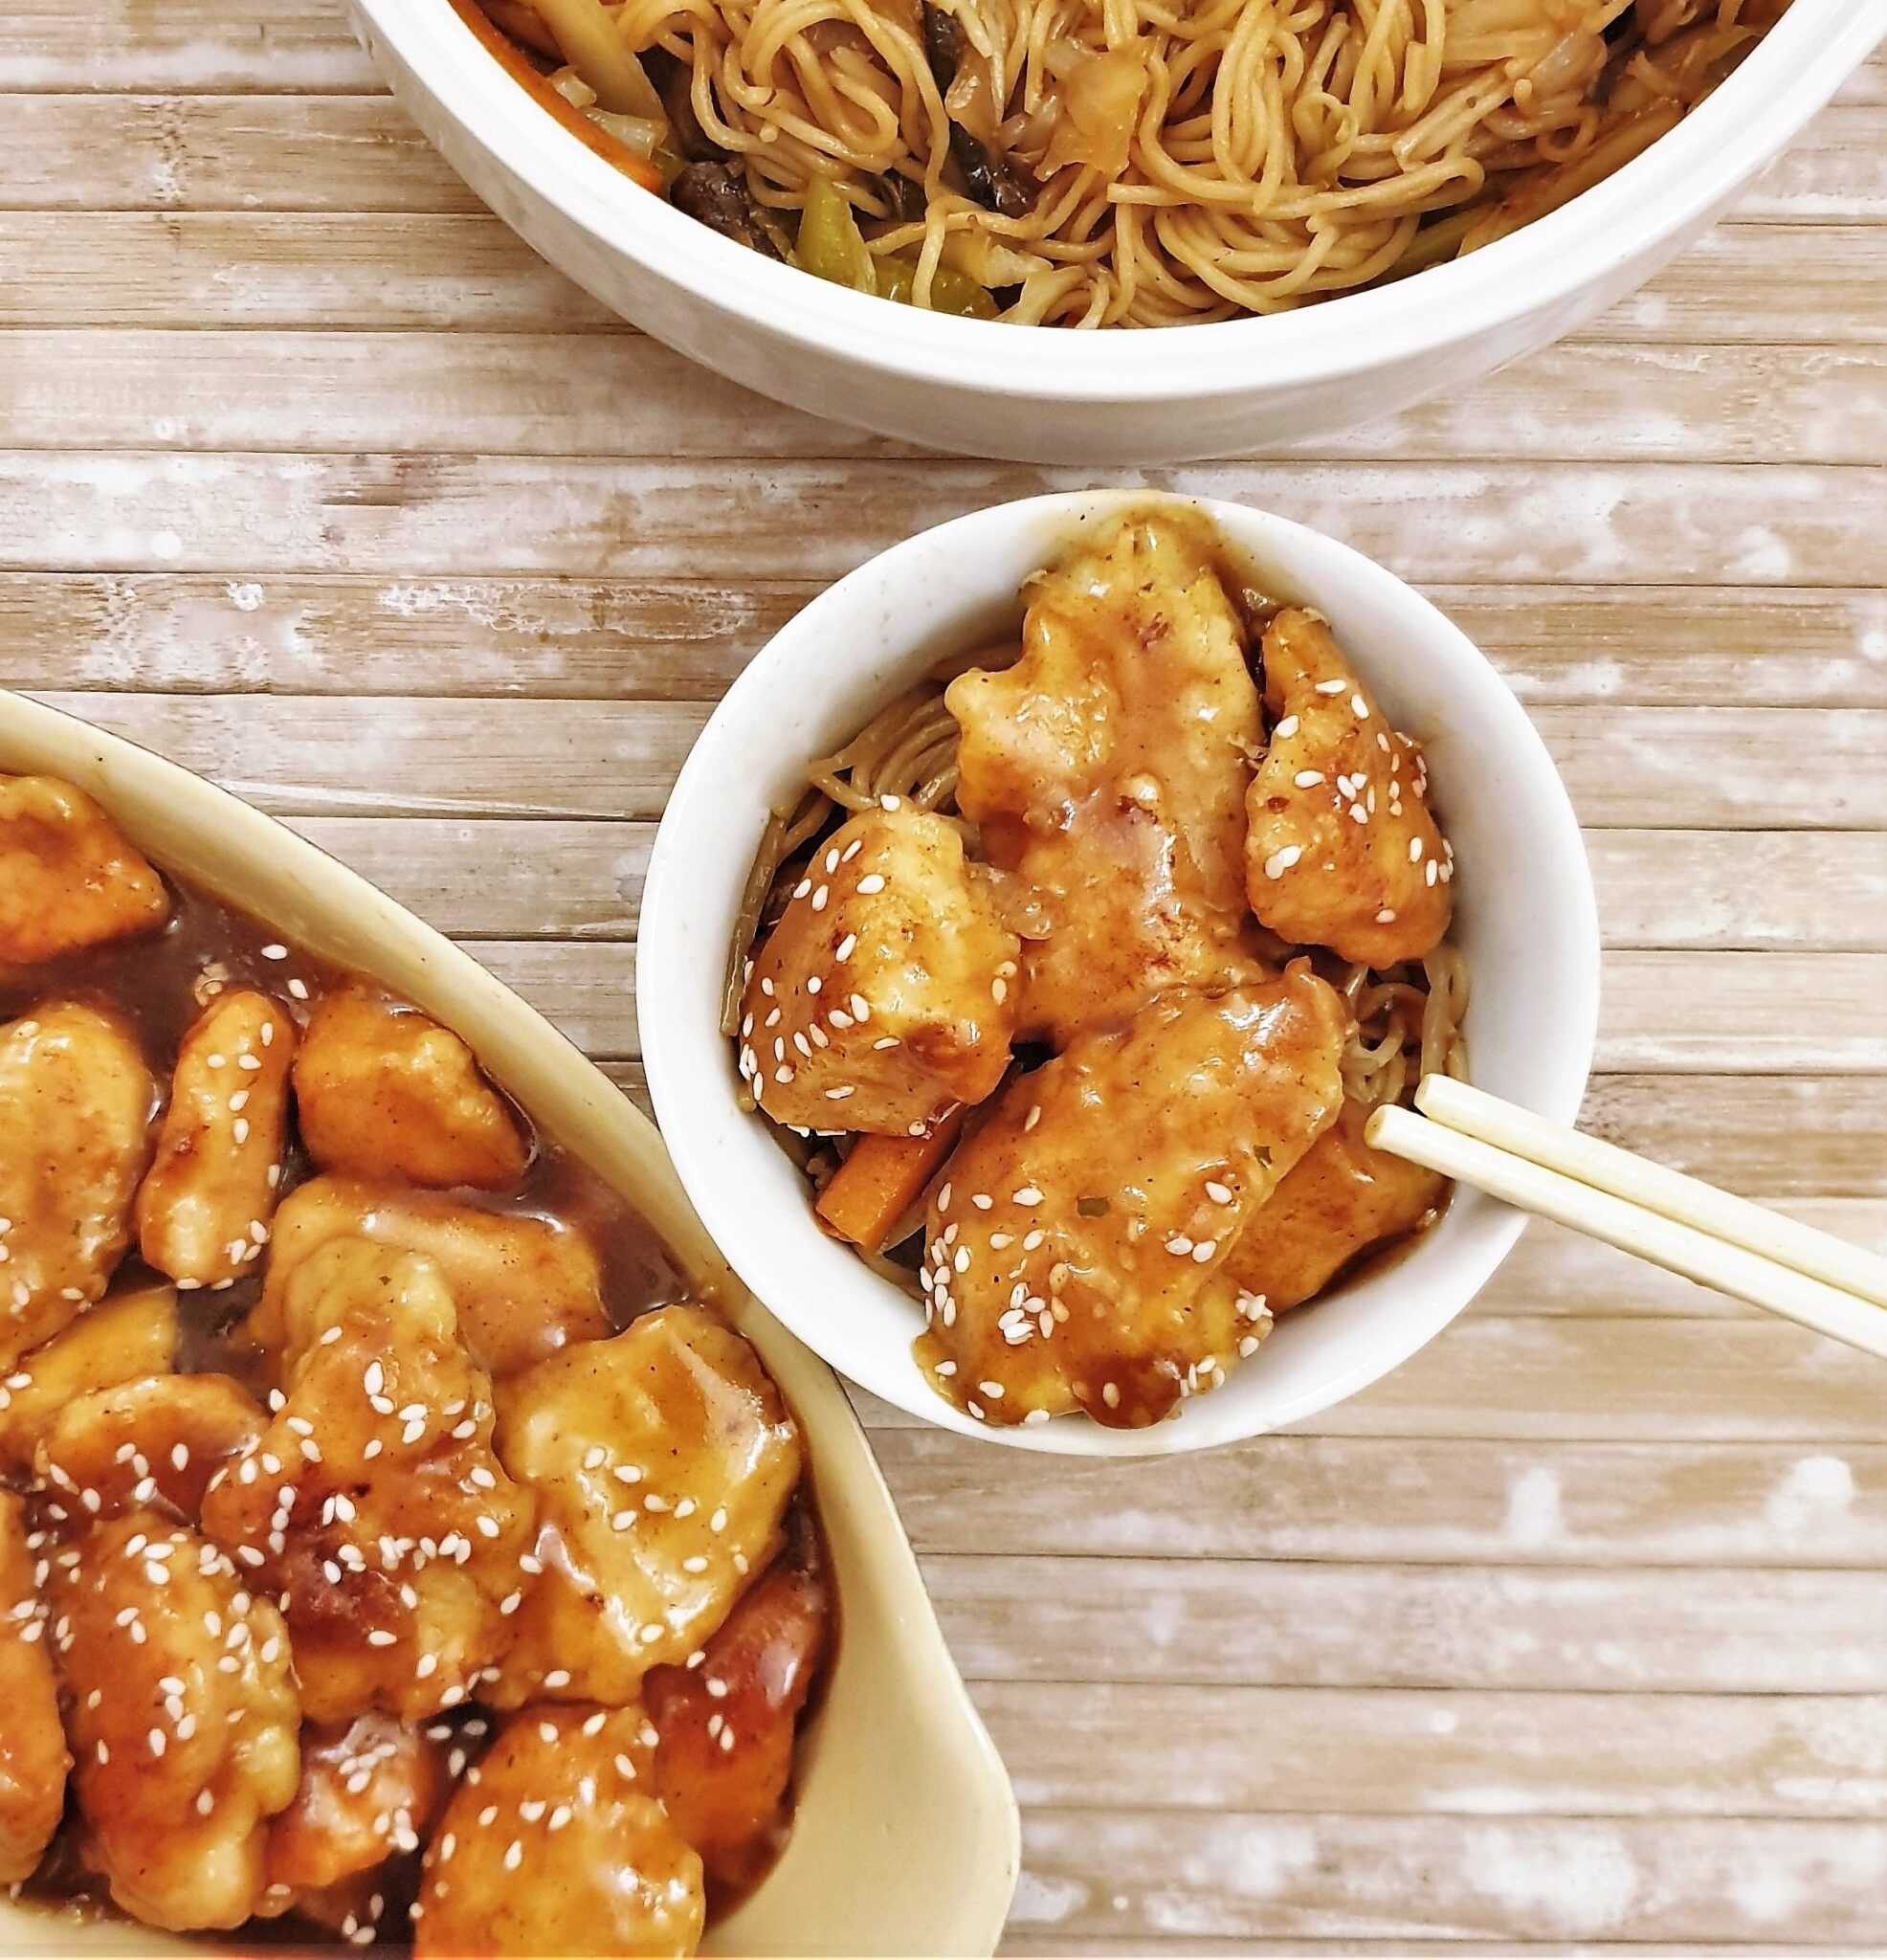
[0,685,1020,1960]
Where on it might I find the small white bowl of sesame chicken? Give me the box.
[641,491,1600,1455]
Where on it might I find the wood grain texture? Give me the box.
[3,14,1883,1950]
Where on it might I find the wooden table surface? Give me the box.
[4,9,1886,1951]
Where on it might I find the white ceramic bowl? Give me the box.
[640,490,1601,1456]
[349,0,1880,465]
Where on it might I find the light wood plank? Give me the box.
[270,819,1887,953]
[1000,1944,1879,1958]
[26,694,1887,831]
[0,95,464,212]
[852,1315,1887,1444]
[869,1433,1887,1566]
[7,330,1887,469]
[1587,833,1887,951]
[971,1682,1887,1818]
[0,573,800,700]
[6,575,1885,708]
[1476,1208,1887,1321]
[5,454,1885,590]
[2,0,374,90]
[1581,1075,1887,1198]
[3,214,1882,347]
[1008,1812,1887,1945]
[924,1559,1887,1694]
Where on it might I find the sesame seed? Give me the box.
[1264,845,1302,880]
[1375,906,1397,924]
[1166,1236,1193,1257]
[1274,715,1299,738]
[1100,1382,1121,1409]
[1293,770,1325,788]
[1314,679,1346,695]
[1012,1187,1042,1206]
[1206,1181,1233,1204]
[855,874,885,895]
[1410,835,1424,862]
[1351,693,1370,720]
[1191,1239,1217,1261]
[810,887,829,913]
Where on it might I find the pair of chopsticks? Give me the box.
[1366,1077,1887,1361]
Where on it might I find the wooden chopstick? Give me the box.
[1365,1080,1887,1363]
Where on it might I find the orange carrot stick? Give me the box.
[815,1108,966,1253]
[446,0,664,192]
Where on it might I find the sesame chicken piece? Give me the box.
[199,1239,536,1724]
[414,1702,705,1958]
[0,1280,177,1475]
[293,984,528,1191]
[1245,607,1453,966]
[0,774,168,966]
[0,1002,157,1370]
[945,512,1267,1047]
[1221,1099,1450,1313]
[0,1490,69,1882]
[252,1173,611,1382]
[50,1507,300,1930]
[490,1304,802,1707]
[739,809,1019,1136]
[645,1517,829,1899]
[36,1372,264,1525]
[267,1710,450,1893]
[920,969,1348,1429]
[136,989,296,1288]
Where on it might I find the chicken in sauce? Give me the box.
[0,772,832,1951]
[732,507,1470,1430]
[947,513,1267,1046]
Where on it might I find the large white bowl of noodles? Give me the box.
[637,490,1601,1456]
[349,0,1878,463]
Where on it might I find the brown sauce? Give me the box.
[2,858,832,1947]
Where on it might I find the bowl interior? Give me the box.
[641,490,1601,1456]
[0,688,1020,1955]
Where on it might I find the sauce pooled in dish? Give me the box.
[0,774,832,1953]
[728,508,1465,1431]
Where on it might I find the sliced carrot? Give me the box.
[815,1107,966,1254]
[446,0,664,192]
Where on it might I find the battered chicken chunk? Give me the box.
[740,809,1019,1136]
[921,969,1347,1428]
[414,1703,705,1958]
[253,1174,610,1381]
[137,989,296,1288]
[646,1521,829,1898]
[946,512,1266,1046]
[0,1280,177,1474]
[50,1508,300,1930]
[491,1304,802,1705]
[200,1240,537,1724]
[0,1002,157,1369]
[36,1372,263,1524]
[267,1710,449,1892]
[294,985,529,1191]
[1222,1099,1449,1312]
[0,1491,68,1882]
[1245,607,1453,966]
[0,774,168,966]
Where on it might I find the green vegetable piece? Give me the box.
[793,177,877,295]
[876,251,999,319]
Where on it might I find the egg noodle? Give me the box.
[483,0,1787,323]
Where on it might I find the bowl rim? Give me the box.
[352,0,1884,404]
[0,685,1021,1956]
[639,488,1603,1457]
